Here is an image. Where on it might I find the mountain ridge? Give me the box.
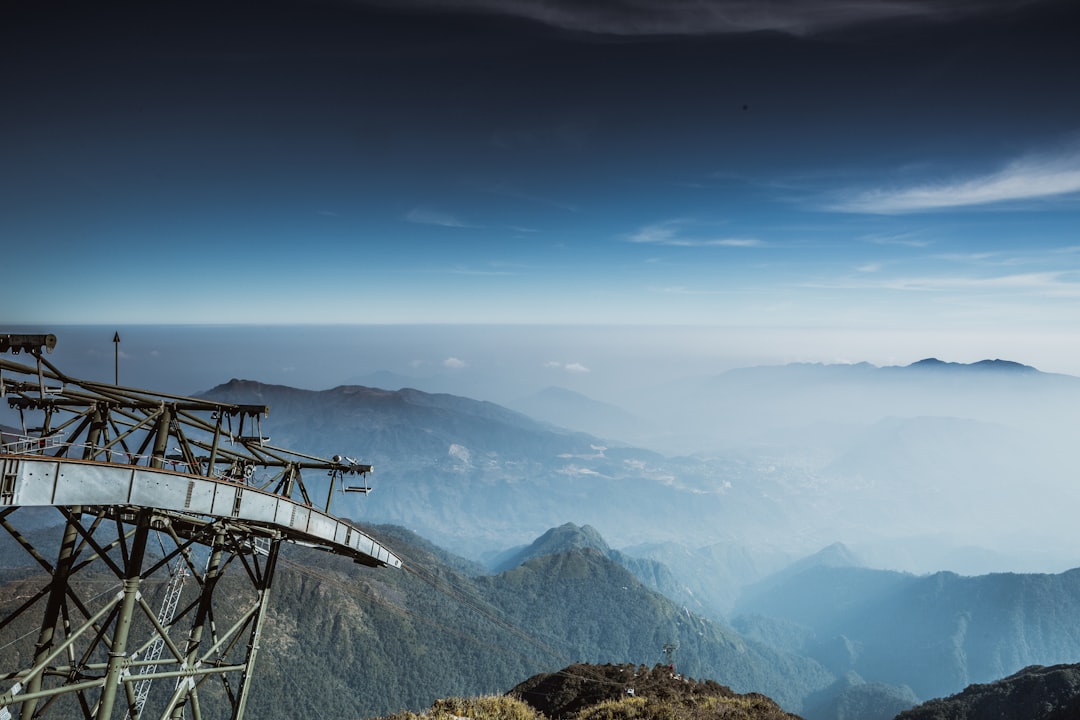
[197,363,1080,577]
[896,663,1080,720]
[489,523,700,614]
[732,563,1080,701]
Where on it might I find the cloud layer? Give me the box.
[360,0,1022,36]
[627,221,760,247]
[834,150,1080,214]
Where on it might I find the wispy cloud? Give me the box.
[811,271,1080,296]
[833,149,1080,214]
[443,357,467,369]
[360,0,1018,36]
[933,252,1003,264]
[883,272,1080,295]
[544,360,591,373]
[627,220,761,248]
[860,231,932,248]
[405,207,479,228]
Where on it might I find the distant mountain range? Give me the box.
[199,355,1080,577]
[337,358,1065,451]
[903,358,1039,373]
[732,562,1080,702]
[200,378,685,558]
[635,357,1079,453]
[504,386,651,445]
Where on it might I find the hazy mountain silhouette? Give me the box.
[633,357,1080,454]
[505,386,648,443]
[901,358,1039,374]
[732,564,1080,702]
[197,359,1080,578]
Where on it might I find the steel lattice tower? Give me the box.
[0,334,400,719]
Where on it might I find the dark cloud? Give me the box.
[353,0,1038,36]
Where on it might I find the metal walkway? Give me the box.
[0,333,399,719]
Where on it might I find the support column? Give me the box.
[22,507,82,719]
[96,509,151,720]
[230,538,281,720]
[149,406,173,471]
[166,527,227,720]
[83,404,108,462]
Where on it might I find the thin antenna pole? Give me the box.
[113,331,120,385]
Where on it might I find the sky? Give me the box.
[4,0,1080,377]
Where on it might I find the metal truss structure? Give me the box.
[0,334,400,719]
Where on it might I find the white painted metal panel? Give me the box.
[183,478,216,514]
[333,523,349,546]
[130,471,195,512]
[273,498,289,525]
[14,460,58,505]
[53,462,132,505]
[355,535,375,557]
[290,504,310,531]
[211,485,239,517]
[306,512,336,540]
[241,492,277,523]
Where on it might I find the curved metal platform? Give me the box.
[2,456,399,568]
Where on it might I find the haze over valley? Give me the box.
[7,324,1080,581]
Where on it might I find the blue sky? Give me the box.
[4,0,1080,373]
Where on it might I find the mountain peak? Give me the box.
[523,522,609,555]
[493,523,611,572]
[802,542,861,568]
[906,358,1037,373]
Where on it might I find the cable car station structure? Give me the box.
[0,333,400,719]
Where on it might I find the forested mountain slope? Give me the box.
[10,514,1080,719]
[733,565,1080,701]
[1,521,829,718]
[896,663,1080,720]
